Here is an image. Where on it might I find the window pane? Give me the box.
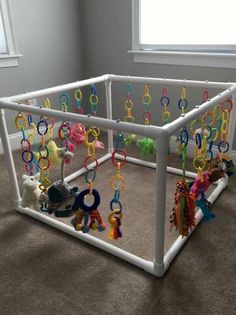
[140,0,236,45]
[0,9,7,53]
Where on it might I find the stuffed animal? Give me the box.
[21,173,41,210]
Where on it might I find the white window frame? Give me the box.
[0,0,21,68]
[129,0,236,69]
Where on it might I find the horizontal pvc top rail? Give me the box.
[6,75,108,102]
[108,74,232,89]
[0,100,165,139]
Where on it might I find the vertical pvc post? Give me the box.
[227,91,236,153]
[105,79,113,154]
[153,131,169,276]
[0,109,21,205]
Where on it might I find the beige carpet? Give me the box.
[0,134,235,315]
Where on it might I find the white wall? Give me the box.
[79,0,236,148]
[0,0,83,134]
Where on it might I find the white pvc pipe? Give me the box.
[105,80,114,154]
[0,109,21,205]
[0,100,163,139]
[163,177,228,272]
[7,75,108,102]
[16,205,156,275]
[153,135,169,276]
[115,154,197,179]
[227,92,236,152]
[64,153,112,183]
[108,74,231,89]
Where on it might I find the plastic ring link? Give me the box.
[160,96,170,106]
[221,99,233,113]
[38,157,51,171]
[89,94,98,105]
[37,119,48,136]
[142,94,152,105]
[180,128,189,146]
[21,139,31,151]
[110,199,122,213]
[112,149,127,167]
[83,156,99,171]
[192,158,206,170]
[111,174,126,192]
[15,113,28,130]
[85,169,96,183]
[178,98,188,110]
[218,141,229,153]
[142,111,152,121]
[75,89,82,101]
[22,150,34,164]
[124,99,133,110]
[59,93,70,106]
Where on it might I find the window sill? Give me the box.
[0,54,22,68]
[128,50,236,69]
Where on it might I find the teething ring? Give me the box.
[142,94,152,104]
[192,157,206,171]
[59,93,70,106]
[178,98,188,110]
[76,188,100,212]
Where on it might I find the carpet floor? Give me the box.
[0,135,235,315]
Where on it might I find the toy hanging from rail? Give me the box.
[137,84,156,157]
[108,131,126,240]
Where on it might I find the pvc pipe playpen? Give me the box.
[0,74,235,277]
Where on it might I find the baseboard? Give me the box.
[0,122,61,155]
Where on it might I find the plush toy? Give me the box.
[137,137,156,157]
[21,173,41,210]
[69,123,86,145]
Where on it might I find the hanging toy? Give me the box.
[161,87,171,125]
[170,128,196,236]
[69,123,86,145]
[74,88,84,114]
[123,83,136,145]
[137,84,156,157]
[196,192,215,221]
[170,179,196,237]
[108,131,126,240]
[72,127,106,233]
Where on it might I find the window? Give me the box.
[130,0,236,68]
[0,0,21,67]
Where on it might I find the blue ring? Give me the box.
[72,188,100,212]
[59,92,70,105]
[85,169,96,183]
[22,150,34,164]
[218,141,229,153]
[195,133,202,149]
[110,200,122,213]
[160,96,170,106]
[180,128,189,145]
[178,98,188,110]
[37,119,48,135]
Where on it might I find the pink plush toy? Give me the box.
[70,123,86,145]
[190,171,212,197]
[95,140,104,150]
